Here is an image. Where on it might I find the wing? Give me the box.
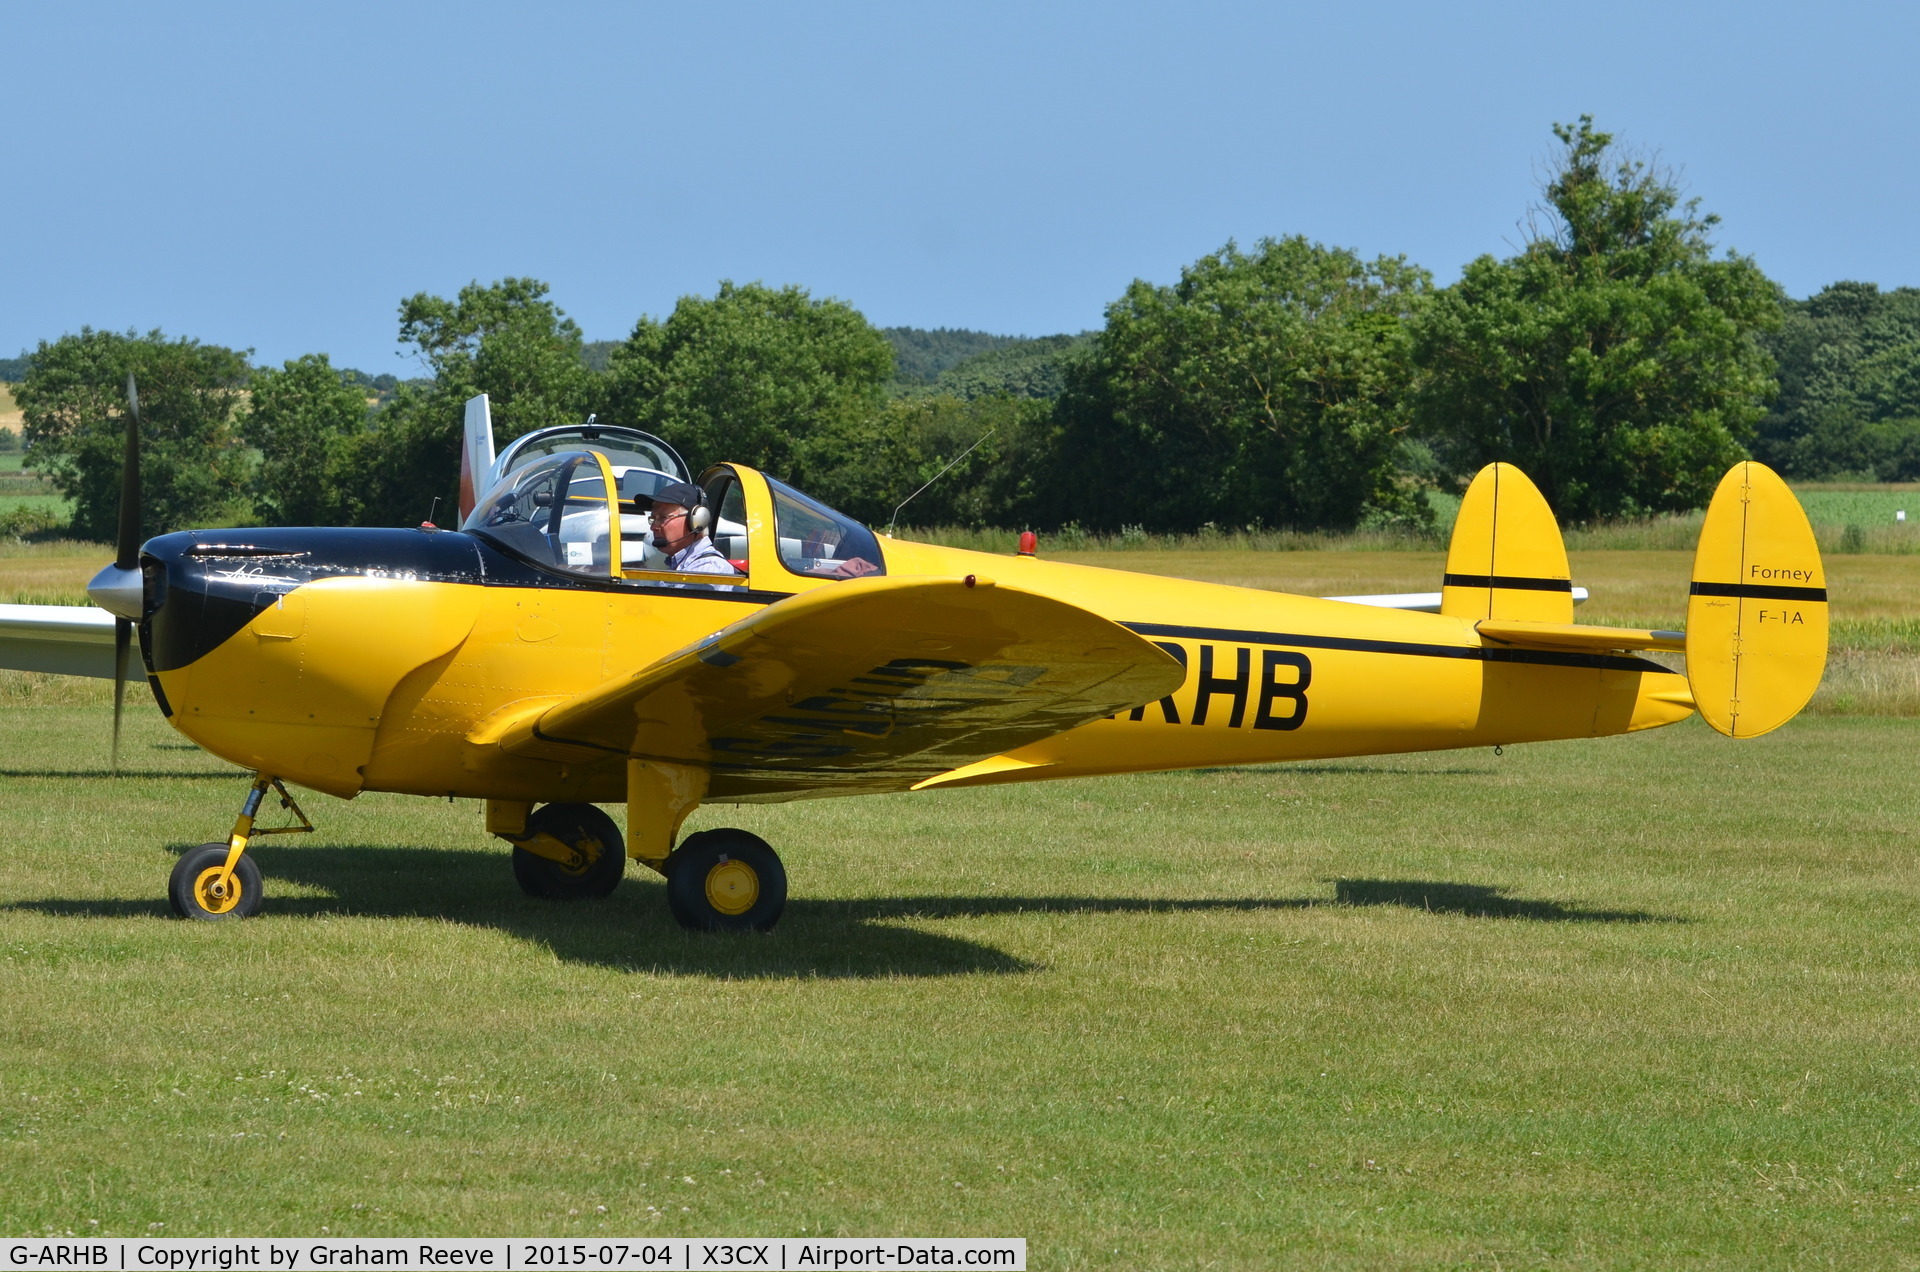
[484,576,1185,798]
[0,603,136,678]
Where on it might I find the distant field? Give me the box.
[1795,485,1919,528]
[1340,486,1910,549]
[0,438,68,520]
[0,493,69,519]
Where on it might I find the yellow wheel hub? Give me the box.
[193,867,243,916]
[559,835,599,876]
[704,858,759,916]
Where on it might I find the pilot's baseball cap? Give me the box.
[646,480,705,509]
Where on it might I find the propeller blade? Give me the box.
[111,374,141,772]
[112,617,130,775]
[117,372,142,572]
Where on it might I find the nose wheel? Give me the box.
[664,829,786,932]
[169,842,265,920]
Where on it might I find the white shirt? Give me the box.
[667,536,743,591]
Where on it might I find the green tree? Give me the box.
[324,382,464,528]
[1756,282,1920,480]
[241,354,370,525]
[602,281,894,487]
[881,328,1026,385]
[802,392,1056,529]
[320,278,602,528]
[16,328,250,540]
[1052,237,1432,533]
[1412,117,1782,521]
[919,334,1091,402]
[396,276,602,444]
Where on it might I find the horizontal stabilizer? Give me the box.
[488,576,1186,797]
[1477,619,1685,653]
[1686,462,1828,738]
[0,603,135,678]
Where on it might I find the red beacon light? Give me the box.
[1017,531,1037,557]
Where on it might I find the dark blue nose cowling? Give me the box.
[138,527,489,678]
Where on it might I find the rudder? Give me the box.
[1440,463,1574,623]
[1686,462,1828,738]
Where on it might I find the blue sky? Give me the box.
[7,1,1917,372]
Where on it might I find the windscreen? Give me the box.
[767,475,885,579]
[463,451,614,575]
[500,427,686,484]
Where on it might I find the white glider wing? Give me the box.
[1322,587,1589,613]
[0,603,135,678]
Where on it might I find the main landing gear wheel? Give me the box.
[510,802,626,900]
[168,842,265,921]
[665,829,787,933]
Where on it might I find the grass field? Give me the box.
[1,698,1917,1266]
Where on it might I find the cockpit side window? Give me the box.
[464,451,614,576]
[767,476,885,580]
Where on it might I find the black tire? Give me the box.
[664,829,786,932]
[510,803,625,900]
[168,842,265,921]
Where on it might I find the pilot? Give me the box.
[647,481,741,590]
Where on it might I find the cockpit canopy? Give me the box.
[493,424,687,489]
[462,453,887,584]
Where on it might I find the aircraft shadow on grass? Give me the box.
[1332,878,1666,923]
[1187,763,1497,778]
[4,839,1672,977]
[0,768,243,781]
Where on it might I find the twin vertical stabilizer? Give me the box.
[1686,462,1829,738]
[1440,462,1574,623]
[1441,459,1829,740]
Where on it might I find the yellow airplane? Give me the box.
[0,387,1828,930]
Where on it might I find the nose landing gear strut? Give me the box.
[168,773,313,920]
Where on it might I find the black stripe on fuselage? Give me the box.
[1121,621,1665,674]
[1442,573,1574,592]
[1689,580,1828,603]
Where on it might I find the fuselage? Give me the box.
[137,464,1694,806]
